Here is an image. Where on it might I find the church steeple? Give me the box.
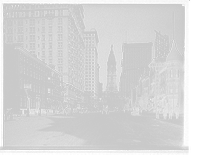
[166,12,184,62]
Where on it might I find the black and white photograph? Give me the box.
[2,2,189,152]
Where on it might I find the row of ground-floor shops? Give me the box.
[4,94,83,115]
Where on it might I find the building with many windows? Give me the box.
[3,4,85,106]
[120,42,153,102]
[4,44,63,115]
[83,29,99,98]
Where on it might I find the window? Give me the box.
[170,69,174,78]
[17,27,23,34]
[26,67,29,76]
[33,83,35,92]
[23,80,26,87]
[19,64,22,73]
[175,84,178,93]
[42,35,45,41]
[58,26,63,33]
[168,86,173,94]
[58,42,63,49]
[17,35,23,42]
[58,34,63,41]
[48,88,51,93]
[29,35,35,42]
[30,43,35,50]
[33,71,35,78]
[49,26,52,33]
[49,42,52,49]
[177,70,180,78]
[7,20,13,26]
[42,43,45,49]
[24,66,26,74]
[19,96,23,107]
[42,26,45,33]
[19,78,22,89]
[58,18,62,25]
[30,27,35,34]
[49,34,52,41]
[35,85,39,93]
[58,50,63,57]
[41,18,45,24]
[29,19,35,26]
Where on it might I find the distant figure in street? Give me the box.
[163,103,168,119]
[169,105,173,119]
[64,106,67,116]
[26,108,29,116]
[174,104,179,119]
[156,105,160,119]
[39,108,41,115]
[139,107,143,115]
[10,108,13,119]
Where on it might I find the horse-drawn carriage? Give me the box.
[101,105,109,114]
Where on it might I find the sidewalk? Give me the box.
[3,112,63,122]
[141,111,184,126]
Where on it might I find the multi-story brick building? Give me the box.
[3,4,85,106]
[4,44,63,116]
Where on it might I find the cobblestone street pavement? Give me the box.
[4,113,185,150]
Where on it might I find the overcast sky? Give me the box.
[83,4,185,90]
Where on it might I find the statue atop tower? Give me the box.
[106,45,118,92]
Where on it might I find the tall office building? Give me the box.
[83,29,99,97]
[120,42,153,101]
[3,4,85,102]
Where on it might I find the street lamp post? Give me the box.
[24,84,31,116]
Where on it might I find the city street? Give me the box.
[4,112,185,150]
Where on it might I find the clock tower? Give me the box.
[106,45,118,92]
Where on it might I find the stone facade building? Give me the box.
[4,44,63,115]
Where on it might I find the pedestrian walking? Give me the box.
[59,107,62,113]
[163,103,168,119]
[156,105,160,119]
[26,108,29,117]
[10,108,13,119]
[174,104,179,119]
[64,107,67,116]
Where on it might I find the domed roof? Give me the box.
[166,40,184,62]
[107,45,116,66]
